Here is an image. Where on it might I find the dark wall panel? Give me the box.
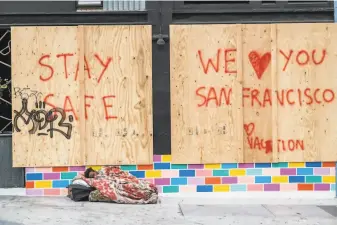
[0,136,24,188]
[0,1,76,13]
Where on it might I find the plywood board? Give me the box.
[170,25,244,164]
[242,24,278,163]
[11,26,83,167]
[276,23,337,162]
[83,25,153,165]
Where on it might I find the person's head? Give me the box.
[84,167,98,178]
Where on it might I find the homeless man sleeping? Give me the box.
[69,166,158,204]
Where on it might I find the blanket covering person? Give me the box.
[79,166,158,204]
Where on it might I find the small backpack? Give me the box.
[67,184,95,202]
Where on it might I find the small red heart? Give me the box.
[244,123,255,136]
[248,51,271,80]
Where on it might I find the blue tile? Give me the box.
[331,184,336,191]
[26,173,42,181]
[197,185,213,192]
[246,169,263,176]
[52,180,69,188]
[297,168,313,175]
[255,163,272,168]
[255,176,271,183]
[221,163,238,169]
[129,171,145,178]
[305,162,322,167]
[230,184,247,192]
[289,176,305,183]
[179,170,195,177]
[154,163,171,170]
[171,178,187,185]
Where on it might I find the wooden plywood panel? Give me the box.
[276,23,337,162]
[242,24,278,163]
[170,25,244,164]
[83,25,153,165]
[11,26,83,167]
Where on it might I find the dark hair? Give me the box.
[84,167,95,178]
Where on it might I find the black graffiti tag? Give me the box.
[13,99,73,139]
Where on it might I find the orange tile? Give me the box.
[137,165,153,170]
[44,189,61,196]
[26,181,34,189]
[52,167,69,172]
[298,184,313,191]
[205,177,221,184]
[322,162,336,167]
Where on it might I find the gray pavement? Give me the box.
[0,196,336,225]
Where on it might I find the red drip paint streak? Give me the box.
[38,53,112,83]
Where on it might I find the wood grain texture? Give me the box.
[11,26,82,167]
[83,25,153,165]
[242,24,274,163]
[276,23,337,162]
[170,24,244,164]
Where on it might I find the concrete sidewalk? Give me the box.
[0,196,336,225]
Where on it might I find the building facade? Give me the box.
[0,0,336,196]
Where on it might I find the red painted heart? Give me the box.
[244,123,255,136]
[248,51,271,80]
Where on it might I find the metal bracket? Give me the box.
[152,34,169,45]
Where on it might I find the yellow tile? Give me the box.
[272,176,288,183]
[146,170,162,178]
[87,166,102,171]
[288,162,305,168]
[35,181,52,188]
[323,176,335,183]
[229,169,246,176]
[214,185,230,192]
[205,164,221,169]
[162,155,172,162]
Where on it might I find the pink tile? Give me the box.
[153,155,162,162]
[161,170,179,178]
[26,189,43,196]
[60,188,69,196]
[157,186,163,193]
[180,185,196,193]
[238,176,255,184]
[35,167,52,172]
[314,168,330,175]
[330,168,335,175]
[196,170,212,177]
[44,189,61,196]
[247,184,263,191]
[262,168,280,176]
[280,184,297,191]
[143,178,154,184]
[188,177,205,185]
[25,168,35,173]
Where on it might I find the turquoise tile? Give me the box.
[272,162,289,168]
[221,163,238,169]
[230,184,247,192]
[171,164,187,169]
[120,165,137,171]
[163,186,179,193]
[331,184,335,191]
[61,172,77,180]
[246,169,262,176]
[213,170,229,176]
[305,176,322,183]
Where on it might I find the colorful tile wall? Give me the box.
[25,155,336,196]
